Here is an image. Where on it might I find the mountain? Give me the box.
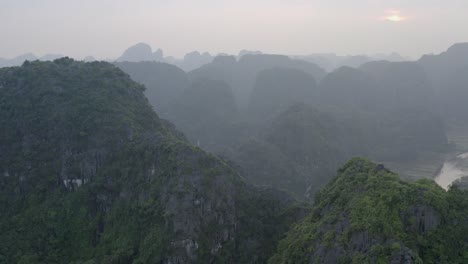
[419,43,468,122]
[0,59,303,263]
[296,52,408,72]
[161,51,215,72]
[317,63,447,161]
[239,50,263,57]
[230,104,365,197]
[41,46,446,203]
[271,158,468,263]
[248,68,317,122]
[319,66,377,111]
[360,61,436,112]
[116,43,164,62]
[356,61,447,160]
[0,53,66,68]
[228,98,448,198]
[39,54,64,61]
[419,43,468,90]
[297,54,372,72]
[0,53,37,68]
[165,78,240,152]
[83,56,96,62]
[239,54,326,85]
[128,58,447,199]
[181,51,215,72]
[189,54,326,108]
[164,59,448,197]
[373,52,408,62]
[115,61,245,153]
[115,61,189,114]
[115,44,215,72]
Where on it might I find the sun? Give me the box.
[386,15,404,22]
[382,9,407,22]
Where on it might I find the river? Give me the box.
[434,152,468,190]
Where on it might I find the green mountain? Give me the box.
[270,158,468,264]
[0,59,302,263]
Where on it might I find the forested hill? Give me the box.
[270,158,468,263]
[0,58,303,263]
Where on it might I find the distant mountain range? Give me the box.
[0,42,414,72]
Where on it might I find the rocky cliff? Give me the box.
[0,58,302,263]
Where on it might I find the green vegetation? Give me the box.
[0,59,302,263]
[270,158,468,263]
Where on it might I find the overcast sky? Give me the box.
[1,0,467,59]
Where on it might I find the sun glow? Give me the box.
[383,10,407,22]
[386,15,404,22]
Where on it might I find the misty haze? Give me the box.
[1,1,468,263]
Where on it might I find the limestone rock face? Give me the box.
[0,59,301,263]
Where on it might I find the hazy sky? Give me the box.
[1,0,467,59]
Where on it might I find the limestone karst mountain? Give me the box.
[0,59,303,263]
[270,158,468,264]
[116,42,164,62]
[189,54,326,107]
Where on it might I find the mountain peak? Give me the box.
[116,43,164,62]
[447,42,468,54]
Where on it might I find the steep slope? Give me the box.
[418,43,468,122]
[418,43,468,93]
[0,59,301,263]
[271,158,468,264]
[115,61,189,114]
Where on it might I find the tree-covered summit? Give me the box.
[270,158,468,264]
